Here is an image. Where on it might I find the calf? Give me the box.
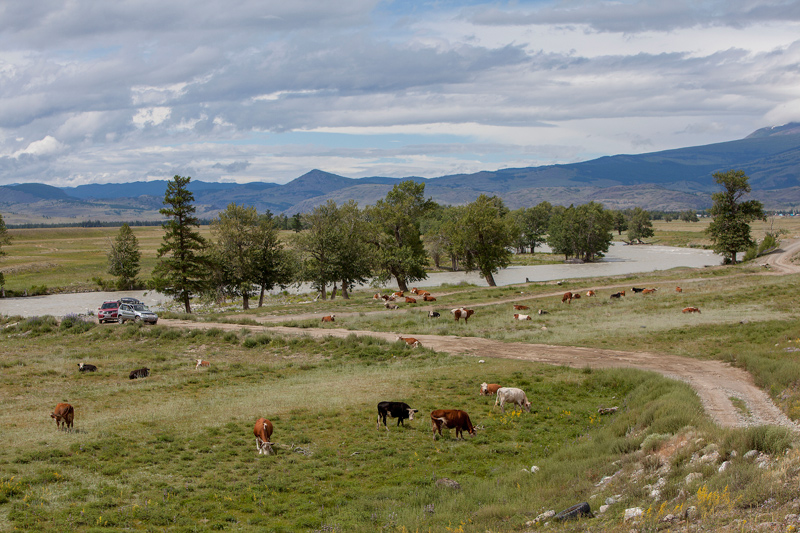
[561,292,573,304]
[195,359,210,370]
[377,401,419,430]
[513,304,530,310]
[129,367,150,379]
[77,363,97,372]
[479,382,502,396]
[513,314,532,321]
[451,308,475,322]
[682,306,701,313]
[423,295,437,302]
[397,335,421,348]
[51,402,74,431]
[586,290,596,297]
[254,418,275,455]
[430,409,475,440]
[404,297,417,304]
[321,315,335,322]
[428,310,441,318]
[495,387,532,414]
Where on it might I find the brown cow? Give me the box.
[195,359,210,370]
[561,292,573,304]
[404,297,417,304]
[321,315,335,322]
[51,403,74,431]
[451,308,475,322]
[676,287,682,293]
[642,288,658,294]
[430,409,475,440]
[586,290,596,297]
[423,295,437,302]
[513,304,529,310]
[571,293,581,300]
[254,418,275,455]
[393,291,404,298]
[479,382,502,396]
[397,335,421,348]
[513,313,532,320]
[682,306,701,313]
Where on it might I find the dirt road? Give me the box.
[168,240,800,430]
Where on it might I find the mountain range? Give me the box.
[3,123,800,224]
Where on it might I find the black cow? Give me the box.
[377,401,419,430]
[610,292,623,299]
[129,367,150,380]
[428,311,440,318]
[631,287,645,293]
[78,363,98,372]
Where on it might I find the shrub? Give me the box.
[60,314,95,334]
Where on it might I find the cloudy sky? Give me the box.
[2,0,800,187]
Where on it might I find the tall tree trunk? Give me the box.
[320,284,327,300]
[243,292,250,310]
[341,280,349,299]
[395,276,408,292]
[485,273,497,286]
[183,292,191,314]
[258,286,266,307]
[330,284,337,300]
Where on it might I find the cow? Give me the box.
[632,287,646,293]
[682,306,701,313]
[513,314,532,321]
[610,291,625,299]
[418,291,431,297]
[397,335,421,348]
[676,287,683,293]
[195,359,210,370]
[51,403,74,431]
[410,287,421,294]
[495,387,532,414]
[561,292,573,304]
[411,288,431,297]
[451,308,475,322]
[423,295,437,302]
[77,363,97,372]
[479,382,502,396]
[393,291,404,298]
[129,367,150,379]
[404,297,417,304]
[513,304,530,310]
[586,290,596,297]
[642,288,658,294]
[571,293,581,300]
[538,309,549,315]
[428,310,441,318]
[385,302,398,310]
[254,418,275,455]
[381,294,392,301]
[377,401,419,430]
[430,409,476,440]
[321,315,335,322]
[373,293,381,300]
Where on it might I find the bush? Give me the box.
[59,314,95,334]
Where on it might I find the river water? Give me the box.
[0,243,720,318]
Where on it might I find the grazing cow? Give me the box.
[423,295,437,302]
[610,291,626,299]
[129,367,150,380]
[377,401,419,430]
[676,287,683,293]
[385,302,398,310]
[571,293,581,300]
[195,359,210,370]
[513,304,530,310]
[479,382,502,396]
[451,308,475,322]
[51,403,74,431]
[538,309,548,315]
[430,409,476,440]
[404,297,417,304]
[586,290,596,297]
[513,314,532,321]
[428,310,441,318]
[495,387,532,413]
[682,306,701,314]
[253,418,275,455]
[642,288,658,294]
[561,292,573,304]
[397,335,421,348]
[77,363,97,372]
[321,314,335,322]
[632,287,645,293]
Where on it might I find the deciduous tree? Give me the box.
[707,170,765,264]
[0,213,11,293]
[210,203,261,309]
[107,223,141,289]
[547,202,613,262]
[627,207,654,243]
[513,202,552,253]
[458,195,516,286]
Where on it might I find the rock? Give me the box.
[718,460,731,472]
[685,472,703,484]
[785,514,799,523]
[683,506,698,520]
[623,507,644,522]
[598,505,609,514]
[554,502,592,521]
[435,478,461,490]
[662,513,677,523]
[530,465,540,473]
[700,450,720,464]
[744,450,759,459]
[527,510,555,525]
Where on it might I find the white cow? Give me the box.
[495,387,532,413]
[513,314,531,321]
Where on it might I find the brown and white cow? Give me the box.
[642,288,658,294]
[397,335,421,348]
[586,290,596,297]
[682,306,701,314]
[404,297,417,304]
[561,292,573,304]
[513,314,532,321]
[195,359,210,370]
[51,402,74,431]
[411,288,431,297]
[451,308,475,322]
[479,382,502,396]
[571,293,581,300]
[321,315,335,322]
[495,387,532,414]
[513,304,529,310]
[423,295,437,302]
[430,409,476,440]
[676,287,682,293]
[393,291,404,298]
[254,418,275,455]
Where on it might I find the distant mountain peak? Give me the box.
[746,123,800,139]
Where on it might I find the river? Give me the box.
[0,243,720,318]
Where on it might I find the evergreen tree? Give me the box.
[707,170,765,264]
[107,223,141,289]
[252,215,294,307]
[210,203,260,309]
[150,175,210,313]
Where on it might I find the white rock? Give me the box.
[624,507,644,521]
[530,465,540,473]
[744,450,759,459]
[478,360,485,363]
[598,505,609,514]
[685,472,703,484]
[718,461,731,472]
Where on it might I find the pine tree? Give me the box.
[107,223,141,289]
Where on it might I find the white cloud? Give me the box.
[132,107,172,128]
[14,135,66,157]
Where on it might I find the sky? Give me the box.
[1,0,800,188]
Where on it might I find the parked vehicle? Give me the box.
[118,297,142,305]
[97,301,120,323]
[117,303,158,325]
